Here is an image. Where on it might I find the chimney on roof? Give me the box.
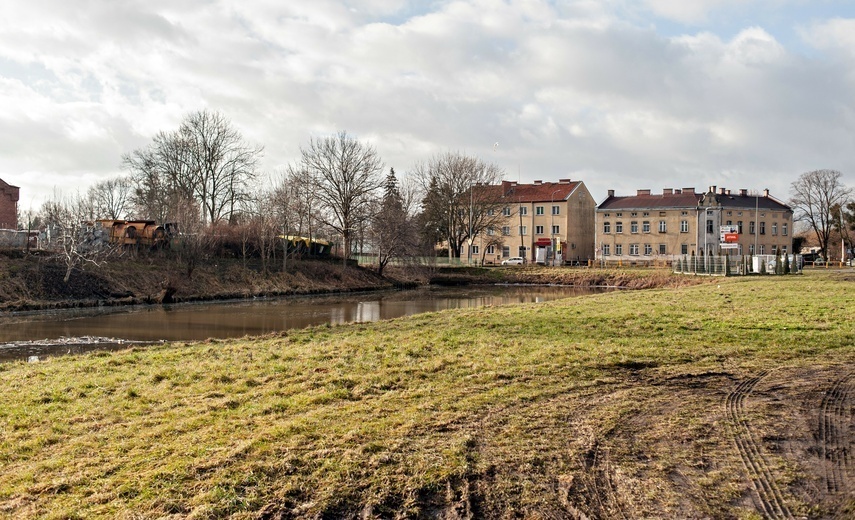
[559,178,571,184]
[533,180,542,185]
[637,189,650,196]
[739,189,748,196]
[719,187,726,195]
[663,188,673,195]
[684,187,695,194]
[763,189,770,197]
[725,189,731,195]
[675,189,682,194]
[607,189,615,197]
[709,185,717,194]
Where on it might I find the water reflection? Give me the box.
[0,285,607,361]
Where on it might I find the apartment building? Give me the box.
[473,179,596,264]
[595,186,793,261]
[0,178,19,230]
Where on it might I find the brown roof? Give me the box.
[499,180,582,203]
[598,193,701,210]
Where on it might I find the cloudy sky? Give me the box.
[2,0,855,213]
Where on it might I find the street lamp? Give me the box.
[550,189,561,266]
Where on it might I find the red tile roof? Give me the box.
[498,180,582,202]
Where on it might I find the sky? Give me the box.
[2,0,855,215]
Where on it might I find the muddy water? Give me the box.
[0,285,608,361]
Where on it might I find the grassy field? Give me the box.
[0,270,853,518]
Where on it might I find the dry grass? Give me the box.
[0,270,853,518]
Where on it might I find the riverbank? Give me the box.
[1,271,852,518]
[0,251,703,312]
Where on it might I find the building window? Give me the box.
[706,220,714,233]
[603,222,611,234]
[502,246,510,257]
[487,227,495,236]
[658,220,666,233]
[681,220,689,233]
[749,244,755,255]
[681,211,688,216]
[631,212,638,217]
[603,244,610,256]
[707,210,713,215]
[604,213,610,217]
[772,223,777,236]
[472,245,479,255]
[631,221,639,233]
[486,245,495,254]
[642,221,650,233]
[502,226,511,236]
[760,222,766,235]
[659,244,666,254]
[519,226,527,235]
[552,225,560,234]
[750,221,755,234]
[502,207,511,216]
[552,205,560,215]
[644,244,652,255]
[726,220,732,226]
[616,212,623,217]
[629,244,639,256]
[519,206,528,216]
[782,245,787,254]
[487,209,495,216]
[727,211,732,216]
[759,245,765,254]
[615,222,623,233]
[771,245,777,254]
[536,206,544,215]
[782,223,788,236]
[615,244,623,255]
[681,244,688,255]
[535,225,544,235]
[737,221,743,234]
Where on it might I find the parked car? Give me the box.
[501,257,524,265]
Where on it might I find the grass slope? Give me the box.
[0,271,853,518]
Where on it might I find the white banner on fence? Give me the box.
[720,243,739,249]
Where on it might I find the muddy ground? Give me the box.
[345,363,853,519]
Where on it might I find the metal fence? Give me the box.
[673,254,802,276]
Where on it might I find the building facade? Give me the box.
[473,179,596,265]
[0,178,19,230]
[595,186,793,262]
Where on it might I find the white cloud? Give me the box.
[0,0,854,213]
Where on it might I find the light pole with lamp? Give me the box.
[550,189,561,266]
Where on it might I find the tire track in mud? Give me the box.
[818,373,853,495]
[725,371,793,519]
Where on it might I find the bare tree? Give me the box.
[413,151,506,259]
[40,191,113,283]
[299,131,384,265]
[87,176,133,220]
[123,110,262,226]
[789,170,852,261]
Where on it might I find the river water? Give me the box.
[0,285,607,361]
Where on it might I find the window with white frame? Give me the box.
[487,227,495,236]
[681,220,688,233]
[659,220,666,233]
[642,221,650,233]
[519,226,527,235]
[535,225,544,234]
[616,221,623,233]
[486,245,495,254]
[772,223,777,236]
[536,206,544,215]
[552,225,559,234]
[552,205,560,215]
[502,226,510,236]
[502,207,511,216]
[782,223,788,236]
[631,221,639,233]
[603,222,611,233]
[629,244,639,255]
[519,206,528,216]
[644,244,652,255]
[472,245,479,255]
[603,244,611,256]
[615,244,623,255]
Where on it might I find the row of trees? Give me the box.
[789,169,854,263]
[28,110,510,276]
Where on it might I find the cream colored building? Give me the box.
[472,179,596,265]
[595,186,793,262]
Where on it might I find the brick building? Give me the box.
[0,178,19,230]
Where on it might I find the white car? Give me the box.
[501,257,524,265]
